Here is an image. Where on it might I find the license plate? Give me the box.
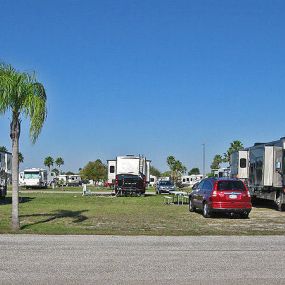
[229,194,237,199]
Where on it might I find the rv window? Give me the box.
[150,178,154,182]
[110,166,115,173]
[240,158,247,168]
[183,178,185,182]
[187,178,189,182]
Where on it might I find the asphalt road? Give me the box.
[1,235,285,285]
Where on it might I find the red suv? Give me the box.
[189,178,252,218]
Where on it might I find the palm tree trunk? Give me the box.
[10,113,20,231]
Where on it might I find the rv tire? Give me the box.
[276,195,285,211]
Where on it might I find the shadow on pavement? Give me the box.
[252,198,277,210]
[20,209,88,229]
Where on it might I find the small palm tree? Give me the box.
[0,63,47,230]
[55,157,64,174]
[44,156,54,172]
[18,152,24,164]
[0,146,8,152]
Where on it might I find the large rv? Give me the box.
[0,150,12,198]
[231,137,285,210]
[107,155,151,195]
[21,168,48,189]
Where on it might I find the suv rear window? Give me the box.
[217,181,246,191]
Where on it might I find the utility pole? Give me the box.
[202,143,205,178]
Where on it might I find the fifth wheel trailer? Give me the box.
[230,137,285,210]
[107,155,151,195]
[0,150,12,198]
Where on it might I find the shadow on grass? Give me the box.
[0,197,34,205]
[20,209,88,229]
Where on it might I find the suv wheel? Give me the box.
[203,202,211,218]
[189,198,195,212]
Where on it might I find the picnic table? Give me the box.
[168,191,189,205]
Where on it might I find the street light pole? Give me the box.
[202,143,205,178]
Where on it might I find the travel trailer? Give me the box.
[149,175,157,187]
[57,174,81,186]
[213,168,230,178]
[107,155,151,195]
[0,150,12,197]
[231,136,285,211]
[181,174,203,187]
[21,168,48,189]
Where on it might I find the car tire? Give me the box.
[203,202,211,218]
[189,198,195,212]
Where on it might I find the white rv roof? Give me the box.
[24,168,46,172]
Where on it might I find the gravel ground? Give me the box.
[1,235,285,285]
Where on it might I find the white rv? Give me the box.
[181,174,203,187]
[22,168,48,189]
[107,155,151,194]
[231,136,285,211]
[0,150,12,197]
[57,174,81,186]
[149,175,157,187]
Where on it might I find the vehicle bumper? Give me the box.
[210,202,252,213]
[211,208,251,214]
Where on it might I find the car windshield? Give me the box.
[217,181,246,191]
[160,181,173,186]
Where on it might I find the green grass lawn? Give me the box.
[1,192,285,235]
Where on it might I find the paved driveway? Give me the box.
[1,235,285,285]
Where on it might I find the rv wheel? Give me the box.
[276,196,285,211]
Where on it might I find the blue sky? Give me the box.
[0,0,285,173]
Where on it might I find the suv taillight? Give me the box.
[115,175,118,186]
[212,182,218,197]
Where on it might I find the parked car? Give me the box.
[156,180,175,194]
[189,178,252,218]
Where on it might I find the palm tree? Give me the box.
[44,156,54,172]
[0,63,47,230]
[55,157,64,174]
[0,146,8,152]
[18,152,24,164]
[223,140,244,164]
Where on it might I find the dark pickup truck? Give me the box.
[0,171,7,198]
[115,174,146,195]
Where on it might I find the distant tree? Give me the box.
[0,62,47,230]
[211,154,223,170]
[80,159,107,182]
[18,152,24,164]
[52,168,59,176]
[150,166,161,177]
[188,168,200,175]
[65,171,75,175]
[161,171,172,177]
[55,157,64,174]
[44,156,54,171]
[223,140,244,164]
[0,146,8,152]
[166,156,187,183]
